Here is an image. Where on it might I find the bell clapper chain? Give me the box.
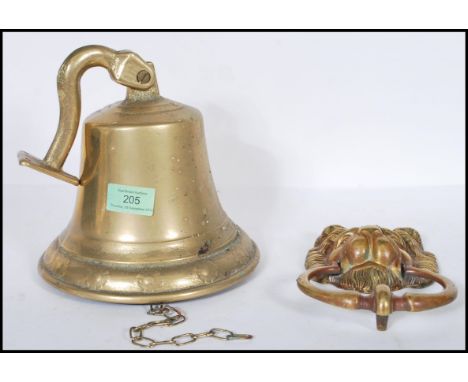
[129,304,253,348]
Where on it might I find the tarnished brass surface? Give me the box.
[297,225,456,330]
[19,45,259,303]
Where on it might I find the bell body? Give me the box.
[39,89,259,303]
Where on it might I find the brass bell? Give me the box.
[18,45,259,303]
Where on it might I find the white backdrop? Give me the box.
[4,32,465,188]
[3,32,466,350]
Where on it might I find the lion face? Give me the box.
[305,225,438,293]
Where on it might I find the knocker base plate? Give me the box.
[38,228,259,304]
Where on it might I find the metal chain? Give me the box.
[129,304,253,348]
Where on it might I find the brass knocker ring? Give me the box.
[296,225,457,330]
[297,264,457,330]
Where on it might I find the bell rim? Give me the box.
[38,249,259,304]
[37,231,260,304]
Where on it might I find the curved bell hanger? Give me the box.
[18,45,156,185]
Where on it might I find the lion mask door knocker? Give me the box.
[297,225,457,330]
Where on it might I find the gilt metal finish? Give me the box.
[297,225,457,330]
[19,45,259,303]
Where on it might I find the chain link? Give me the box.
[129,304,253,348]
